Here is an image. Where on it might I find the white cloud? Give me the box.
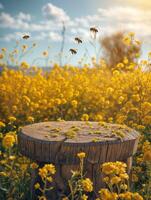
[73,6,151,41]
[0,31,62,42]
[74,17,89,28]
[1,3,151,44]
[0,3,3,9]
[42,3,70,22]
[0,12,15,27]
[0,32,26,42]
[48,32,62,41]
[70,27,90,39]
[0,11,64,32]
[98,7,151,24]
[96,6,151,40]
[0,12,30,29]
[33,31,62,41]
[17,12,31,21]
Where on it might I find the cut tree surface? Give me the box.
[18,121,140,197]
[19,121,140,164]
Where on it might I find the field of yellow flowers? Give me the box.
[0,32,151,200]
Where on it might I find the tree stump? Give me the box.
[18,121,140,199]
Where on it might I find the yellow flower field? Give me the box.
[0,61,151,128]
[0,33,151,199]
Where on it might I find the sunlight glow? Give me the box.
[118,0,151,9]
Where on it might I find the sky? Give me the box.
[0,0,151,66]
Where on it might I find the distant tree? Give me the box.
[100,32,141,69]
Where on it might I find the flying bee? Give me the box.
[22,35,30,39]
[69,49,77,55]
[75,37,82,44]
[90,27,98,33]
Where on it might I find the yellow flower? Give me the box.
[123,57,129,64]
[143,116,151,125]
[39,164,56,179]
[0,121,5,128]
[2,133,16,148]
[71,100,78,107]
[46,176,53,182]
[140,60,148,65]
[81,194,88,200]
[27,116,34,123]
[20,61,30,70]
[119,192,143,200]
[8,116,16,122]
[34,183,40,189]
[116,63,124,69]
[0,172,7,176]
[0,160,7,165]
[118,96,125,104]
[94,114,103,122]
[13,49,19,54]
[9,155,16,161]
[42,51,48,57]
[103,176,109,183]
[77,152,86,159]
[132,174,139,182]
[23,95,31,103]
[62,197,69,200]
[128,32,135,37]
[12,105,17,113]
[143,151,151,162]
[30,162,38,169]
[142,141,151,152]
[102,162,127,176]
[132,193,144,200]
[120,184,128,190]
[0,133,3,139]
[137,125,145,130]
[132,94,140,102]
[119,192,133,199]
[81,114,89,121]
[135,53,140,58]
[38,168,47,179]
[0,54,4,59]
[44,164,56,174]
[107,87,114,95]
[123,36,131,46]
[148,51,151,58]
[81,178,93,192]
[113,70,120,76]
[1,48,6,52]
[20,164,28,171]
[99,189,118,200]
[39,196,47,200]
[120,173,129,180]
[135,40,141,46]
[110,176,121,185]
[54,98,61,105]
[22,45,27,50]
[136,157,143,164]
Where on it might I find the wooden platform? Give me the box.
[18,121,140,198]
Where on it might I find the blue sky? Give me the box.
[0,0,151,66]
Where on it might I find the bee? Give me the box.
[69,49,77,54]
[90,27,98,33]
[75,37,82,44]
[22,35,30,40]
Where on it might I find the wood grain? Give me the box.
[18,121,140,198]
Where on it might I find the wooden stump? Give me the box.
[18,121,140,199]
